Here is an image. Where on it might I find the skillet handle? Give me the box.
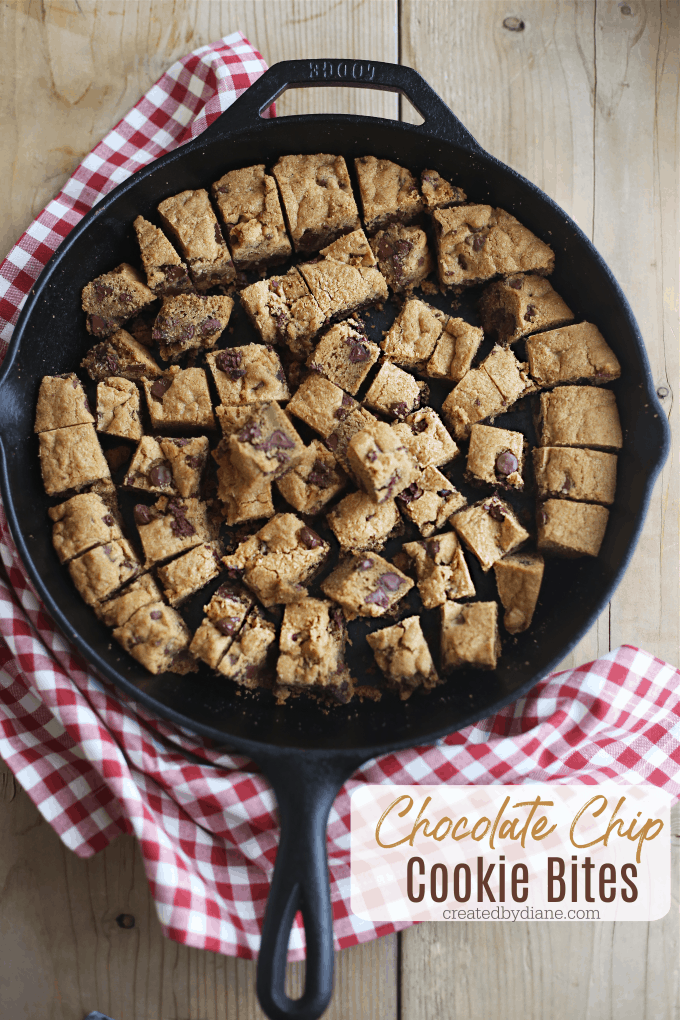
[254,751,361,1020]
[202,58,485,154]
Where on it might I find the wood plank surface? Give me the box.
[0,1,677,1019]
[401,2,679,1017]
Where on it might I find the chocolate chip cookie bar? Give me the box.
[298,229,388,322]
[39,424,111,496]
[346,421,418,503]
[239,268,326,359]
[124,436,209,497]
[152,294,233,361]
[49,491,122,564]
[157,189,236,291]
[215,607,277,688]
[276,599,352,703]
[205,344,289,406]
[390,408,458,468]
[156,541,223,606]
[96,378,142,440]
[307,320,380,395]
[364,361,428,419]
[95,573,163,628]
[420,169,466,211]
[451,496,529,572]
[272,154,359,253]
[81,263,156,338]
[537,499,609,557]
[68,538,141,606]
[327,490,401,552]
[525,322,621,387]
[286,374,358,438]
[433,205,554,289]
[466,424,525,489]
[493,552,544,634]
[370,223,433,292]
[189,585,255,670]
[396,466,467,537]
[533,447,617,504]
[401,532,475,609]
[113,602,191,674]
[536,386,623,450]
[134,496,213,566]
[381,298,446,370]
[212,164,292,269]
[321,553,413,620]
[425,316,483,382]
[440,601,501,670]
[142,368,215,431]
[275,440,346,516]
[81,329,162,382]
[367,616,440,700]
[222,513,329,606]
[212,439,274,525]
[133,216,193,296]
[228,401,305,483]
[354,156,423,233]
[34,374,94,433]
[478,274,574,344]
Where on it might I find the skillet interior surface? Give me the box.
[0,83,668,758]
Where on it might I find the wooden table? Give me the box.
[0,2,677,1017]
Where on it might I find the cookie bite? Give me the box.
[451,496,529,572]
[34,374,94,433]
[81,263,156,338]
[272,154,359,253]
[327,490,401,552]
[396,466,467,537]
[367,617,440,700]
[478,274,574,344]
[81,329,162,382]
[142,368,215,431]
[370,223,433,292]
[493,552,544,634]
[39,424,111,496]
[297,229,388,323]
[533,447,617,504]
[222,514,329,607]
[157,189,236,291]
[420,169,466,211]
[440,601,501,670]
[390,409,459,469]
[425,317,483,382]
[346,421,418,503]
[124,436,209,497]
[321,553,413,620]
[95,378,142,440]
[134,497,213,567]
[212,164,292,270]
[433,205,554,289]
[48,491,122,564]
[275,440,346,516]
[537,500,609,557]
[401,532,475,609]
[156,542,224,606]
[354,156,423,233]
[113,602,191,675]
[275,599,353,704]
[525,322,621,387]
[466,424,525,490]
[68,539,141,606]
[133,215,193,296]
[364,362,427,420]
[152,294,233,361]
[536,387,622,451]
[239,268,326,360]
[227,401,305,483]
[205,344,290,406]
[189,585,255,670]
[307,320,380,395]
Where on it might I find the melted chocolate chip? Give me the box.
[238,423,262,444]
[393,402,409,418]
[216,618,239,635]
[214,223,225,246]
[485,501,506,522]
[378,572,403,592]
[133,504,153,525]
[149,464,172,487]
[334,406,350,421]
[436,489,454,498]
[508,277,523,290]
[102,514,114,526]
[348,342,370,364]
[341,392,355,407]
[426,539,440,560]
[495,451,519,476]
[524,304,538,321]
[366,450,378,463]
[266,429,294,450]
[412,418,428,434]
[150,378,172,399]
[538,509,549,525]
[162,264,188,284]
[472,235,486,252]
[308,460,333,488]
[358,558,374,571]
[226,566,244,579]
[365,589,390,609]
[397,482,423,503]
[200,317,222,335]
[185,455,203,469]
[150,610,162,620]
[326,434,339,451]
[299,526,322,549]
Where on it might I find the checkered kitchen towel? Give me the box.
[1,34,680,961]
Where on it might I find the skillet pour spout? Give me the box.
[0,58,669,1020]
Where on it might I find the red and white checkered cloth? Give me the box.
[1,34,679,961]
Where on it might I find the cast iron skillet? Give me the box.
[0,60,669,1020]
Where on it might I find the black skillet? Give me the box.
[0,60,669,1020]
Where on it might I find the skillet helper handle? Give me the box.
[202,58,485,154]
[255,754,357,1020]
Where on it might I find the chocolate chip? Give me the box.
[266,429,294,450]
[150,378,171,399]
[102,544,113,559]
[330,679,352,704]
[94,281,113,300]
[150,610,162,620]
[226,566,244,579]
[341,393,354,407]
[426,539,440,560]
[524,304,537,321]
[216,349,242,373]
[561,475,574,493]
[378,572,403,592]
[200,317,222,335]
[149,464,172,487]
[330,607,344,629]
[436,489,454,498]
[308,460,333,488]
[326,434,339,451]
[214,223,225,246]
[508,277,523,289]
[238,423,262,444]
[162,264,188,283]
[334,406,349,421]
[393,402,409,418]
[299,526,322,549]
[397,482,423,503]
[134,504,153,525]
[348,342,370,364]
[89,315,109,336]
[366,450,378,462]
[495,451,519,476]
[486,501,506,522]
[358,558,374,571]
[102,514,114,526]
[216,618,239,635]
[185,455,203,469]
[365,589,390,608]
[538,509,549,525]
[472,235,486,252]
[412,418,428,434]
